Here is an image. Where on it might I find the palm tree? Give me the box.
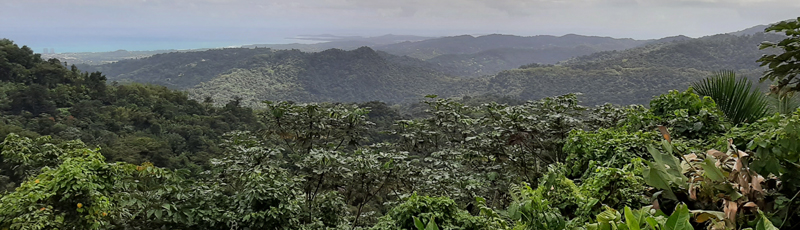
[692,71,770,125]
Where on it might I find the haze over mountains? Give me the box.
[70,24,782,107]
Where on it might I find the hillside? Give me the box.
[4,26,800,229]
[241,34,434,52]
[562,32,785,71]
[87,48,280,89]
[77,33,663,80]
[477,32,786,105]
[84,31,788,107]
[0,39,260,170]
[481,66,709,105]
[376,34,650,60]
[729,24,771,36]
[186,47,471,105]
[425,46,599,77]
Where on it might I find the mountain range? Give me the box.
[75,24,782,107]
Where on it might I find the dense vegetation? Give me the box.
[3,19,800,229]
[476,32,786,106]
[376,34,650,60]
[0,38,263,172]
[82,30,784,108]
[426,46,599,77]
[564,33,785,72]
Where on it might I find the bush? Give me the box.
[649,89,729,140]
[371,193,500,230]
[563,128,657,177]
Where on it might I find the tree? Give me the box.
[758,17,800,97]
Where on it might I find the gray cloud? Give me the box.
[2,0,798,52]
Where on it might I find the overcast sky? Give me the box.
[2,0,799,52]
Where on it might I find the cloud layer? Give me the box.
[2,0,798,52]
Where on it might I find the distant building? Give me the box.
[43,48,48,54]
[50,48,54,54]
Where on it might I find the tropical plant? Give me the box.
[758,17,800,97]
[563,127,658,177]
[649,89,730,140]
[583,204,690,230]
[506,183,568,230]
[371,193,502,230]
[0,135,182,230]
[767,93,800,115]
[643,136,783,229]
[692,71,770,125]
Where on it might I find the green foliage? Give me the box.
[0,134,72,184]
[758,17,800,97]
[724,110,800,188]
[580,164,648,212]
[84,31,783,107]
[588,204,693,230]
[426,47,594,77]
[692,71,770,125]
[564,128,658,176]
[508,163,647,228]
[0,39,262,171]
[649,89,729,140]
[202,146,310,229]
[643,138,785,229]
[642,142,688,201]
[90,46,472,105]
[372,193,501,230]
[768,93,800,115]
[260,101,373,154]
[0,135,179,230]
[569,33,783,72]
[507,184,568,229]
[378,34,647,61]
[487,65,711,106]
[2,36,799,230]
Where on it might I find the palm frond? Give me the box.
[692,71,770,125]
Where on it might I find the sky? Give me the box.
[1,0,799,52]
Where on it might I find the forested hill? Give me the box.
[81,31,788,107]
[480,32,786,106]
[376,34,692,77]
[424,46,599,77]
[5,22,800,228]
[188,47,470,106]
[87,48,278,89]
[0,39,261,170]
[562,32,785,71]
[376,34,650,60]
[84,46,474,105]
[75,33,689,80]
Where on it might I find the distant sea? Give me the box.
[8,36,308,53]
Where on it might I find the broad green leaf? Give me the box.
[644,145,688,200]
[665,204,692,230]
[426,217,440,230]
[624,206,641,230]
[645,217,661,229]
[756,211,779,230]
[643,161,678,200]
[414,216,424,230]
[701,158,726,182]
